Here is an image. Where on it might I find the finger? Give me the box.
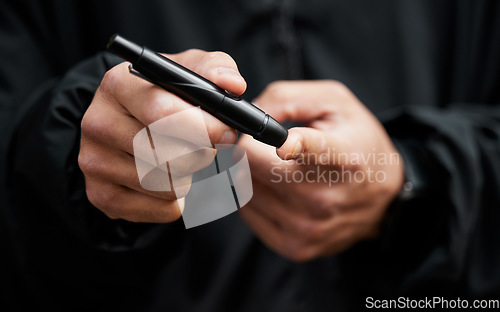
[146,109,237,149]
[85,176,183,223]
[79,136,177,200]
[81,92,144,155]
[240,203,316,262]
[239,201,287,254]
[276,127,349,163]
[165,148,216,177]
[101,63,237,147]
[245,181,303,234]
[80,138,212,200]
[254,80,351,123]
[140,129,217,172]
[82,105,218,171]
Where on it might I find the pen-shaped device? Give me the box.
[107,34,288,147]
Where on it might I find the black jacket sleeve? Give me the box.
[6,52,185,251]
[378,103,500,297]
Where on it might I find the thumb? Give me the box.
[276,127,347,163]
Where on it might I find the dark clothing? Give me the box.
[1,0,500,311]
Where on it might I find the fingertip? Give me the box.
[214,67,247,95]
[276,131,303,160]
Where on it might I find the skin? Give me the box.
[79,50,404,261]
[79,49,246,223]
[238,81,404,262]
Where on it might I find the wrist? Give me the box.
[379,138,449,243]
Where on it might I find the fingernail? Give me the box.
[291,138,303,158]
[219,130,237,145]
[216,67,240,77]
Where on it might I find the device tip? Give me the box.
[254,116,288,147]
[107,33,119,50]
[106,34,143,63]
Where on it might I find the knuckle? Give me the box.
[183,48,202,55]
[202,51,236,71]
[81,108,110,141]
[306,192,336,218]
[80,113,92,136]
[171,49,204,66]
[307,224,326,243]
[188,50,237,79]
[289,250,315,263]
[101,207,120,220]
[80,117,100,140]
[78,151,100,176]
[78,148,110,179]
[100,66,123,94]
[86,187,121,219]
[326,80,350,97]
[206,50,231,62]
[98,190,123,219]
[264,81,287,99]
[295,218,314,235]
[296,219,325,242]
[327,79,345,90]
[181,48,204,59]
[80,105,96,133]
[144,92,176,125]
[282,238,316,262]
[77,151,89,174]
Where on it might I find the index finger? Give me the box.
[254,80,353,123]
[100,62,238,147]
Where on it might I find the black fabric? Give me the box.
[1,0,500,311]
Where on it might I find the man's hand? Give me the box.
[79,50,246,223]
[238,81,404,262]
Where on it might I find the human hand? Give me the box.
[238,81,404,261]
[79,50,246,222]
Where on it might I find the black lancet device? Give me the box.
[107,34,288,147]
